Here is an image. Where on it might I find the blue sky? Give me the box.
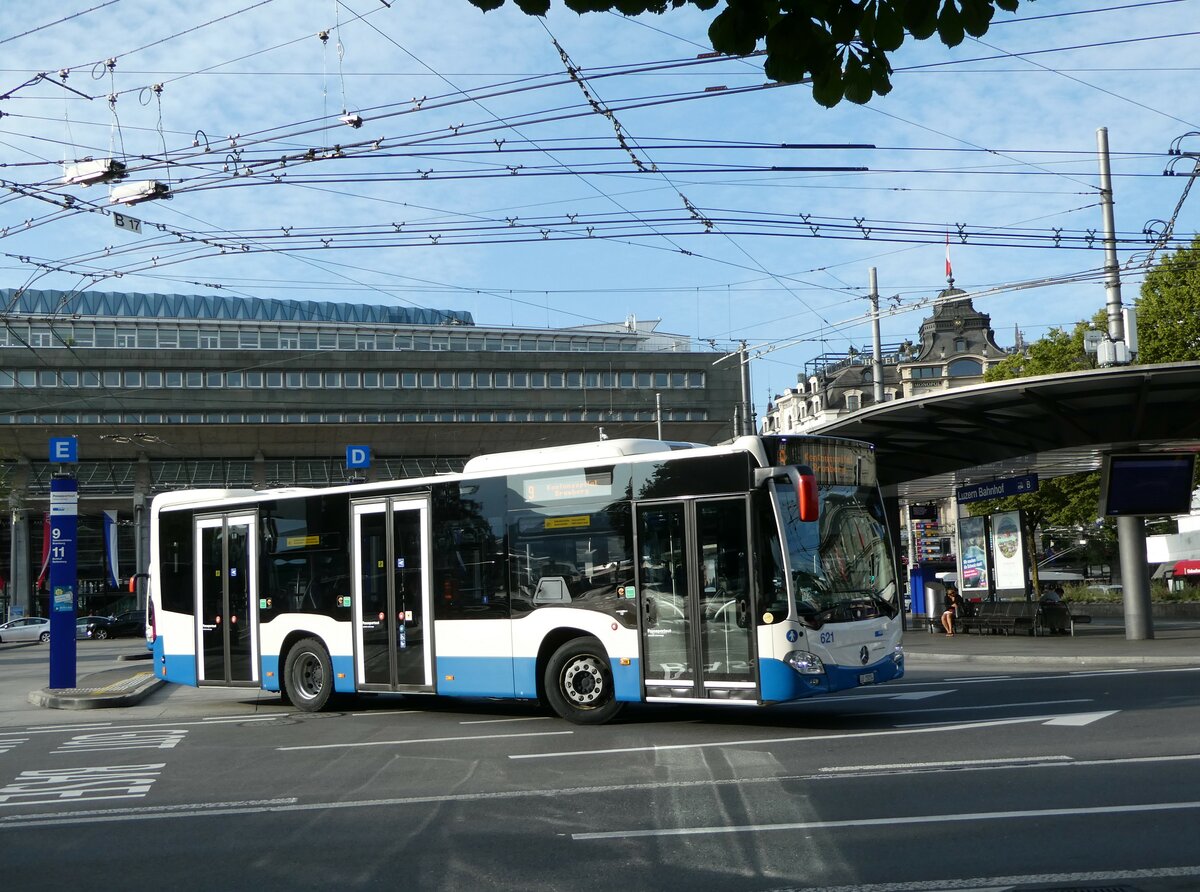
[2,1,1198,417]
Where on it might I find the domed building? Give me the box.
[762,277,1013,435]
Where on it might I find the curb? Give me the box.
[28,672,165,710]
[905,652,1200,667]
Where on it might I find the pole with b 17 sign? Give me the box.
[48,438,79,690]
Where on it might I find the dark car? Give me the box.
[78,611,143,640]
[75,615,113,640]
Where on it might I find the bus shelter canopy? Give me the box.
[810,362,1200,502]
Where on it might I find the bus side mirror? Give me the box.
[796,465,819,522]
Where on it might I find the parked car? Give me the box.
[0,616,51,643]
[79,611,144,640]
[76,615,114,640]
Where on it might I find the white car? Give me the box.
[0,616,51,643]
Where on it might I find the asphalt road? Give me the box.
[3,640,1200,891]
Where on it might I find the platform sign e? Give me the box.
[49,437,78,463]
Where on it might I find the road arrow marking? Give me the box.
[1043,710,1118,726]
[511,710,1121,760]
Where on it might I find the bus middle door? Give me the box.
[352,497,434,693]
[636,497,757,702]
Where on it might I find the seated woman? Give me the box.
[941,586,964,636]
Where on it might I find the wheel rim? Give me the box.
[293,651,324,701]
[96,629,108,639]
[560,654,606,708]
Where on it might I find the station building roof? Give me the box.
[1,288,474,327]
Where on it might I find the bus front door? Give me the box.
[195,513,259,686]
[352,498,434,692]
[636,497,757,702]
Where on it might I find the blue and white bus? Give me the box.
[146,435,904,723]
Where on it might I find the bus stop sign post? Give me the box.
[48,439,79,690]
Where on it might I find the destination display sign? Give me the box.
[762,436,875,487]
[956,473,1038,504]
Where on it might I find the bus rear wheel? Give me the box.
[544,638,623,725]
[284,638,333,712]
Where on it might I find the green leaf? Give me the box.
[514,0,551,13]
[936,1,965,47]
[810,66,844,108]
[708,4,765,56]
[958,0,995,37]
[903,0,940,39]
[874,2,906,52]
[843,56,873,104]
[467,0,506,10]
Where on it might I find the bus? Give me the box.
[146,435,904,724]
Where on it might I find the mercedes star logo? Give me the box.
[860,645,870,665]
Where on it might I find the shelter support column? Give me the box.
[7,458,32,618]
[1117,515,1153,640]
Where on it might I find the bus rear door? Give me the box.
[194,512,259,686]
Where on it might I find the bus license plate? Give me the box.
[858,671,875,684]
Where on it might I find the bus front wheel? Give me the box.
[544,638,623,725]
[284,638,333,712]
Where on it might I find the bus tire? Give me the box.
[544,638,623,725]
[283,638,333,712]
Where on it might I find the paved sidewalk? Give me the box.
[902,616,1200,666]
[28,617,1200,710]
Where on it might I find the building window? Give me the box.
[845,393,861,412]
[911,367,941,379]
[948,358,982,377]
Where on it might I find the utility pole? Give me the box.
[870,267,884,405]
[1096,126,1130,366]
[738,341,754,435]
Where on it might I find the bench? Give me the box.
[1039,602,1092,636]
[959,600,1041,636]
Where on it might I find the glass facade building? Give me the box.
[0,288,741,618]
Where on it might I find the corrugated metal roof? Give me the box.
[0,288,474,327]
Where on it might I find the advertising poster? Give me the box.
[958,515,990,594]
[991,510,1026,592]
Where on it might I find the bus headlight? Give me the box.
[784,650,826,675]
[893,645,904,665]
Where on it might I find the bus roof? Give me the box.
[462,438,704,474]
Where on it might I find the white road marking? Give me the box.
[0,715,282,738]
[570,799,1200,840]
[0,763,165,807]
[846,698,1092,718]
[510,710,1120,760]
[459,716,553,725]
[349,710,419,717]
[712,865,1200,892]
[277,730,573,751]
[819,755,1073,773]
[0,798,297,828]
[896,710,1117,729]
[4,752,1200,829]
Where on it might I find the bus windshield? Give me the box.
[774,481,898,627]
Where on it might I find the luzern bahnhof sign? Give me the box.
[956,473,1039,504]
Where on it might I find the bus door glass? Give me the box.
[352,498,433,692]
[194,513,259,685]
[636,497,756,699]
